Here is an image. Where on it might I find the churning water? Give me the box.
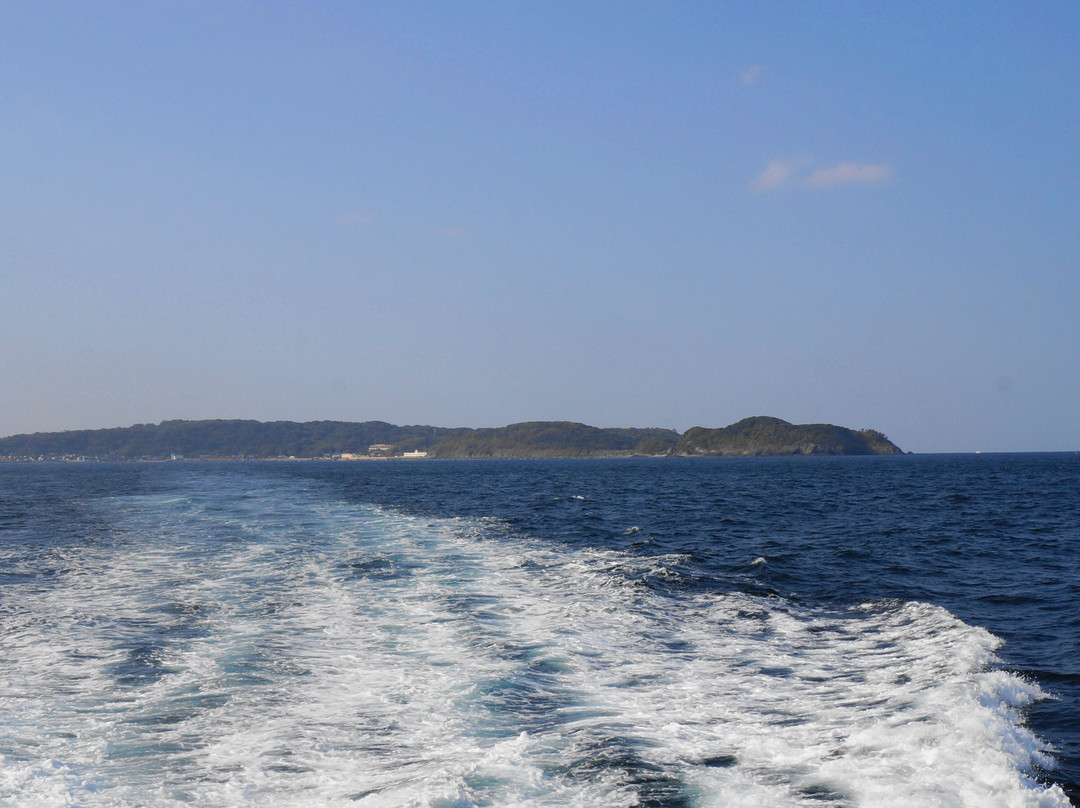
[1,455,1076,806]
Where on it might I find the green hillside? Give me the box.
[425,422,680,458]
[0,416,904,460]
[0,420,465,460]
[674,416,904,456]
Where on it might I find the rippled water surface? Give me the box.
[0,455,1077,806]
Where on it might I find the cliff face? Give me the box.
[674,417,904,456]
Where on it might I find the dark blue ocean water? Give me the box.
[0,454,1077,806]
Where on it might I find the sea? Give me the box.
[0,454,1077,807]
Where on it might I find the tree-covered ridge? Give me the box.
[0,417,904,460]
[0,420,468,460]
[674,416,904,456]
[425,422,680,458]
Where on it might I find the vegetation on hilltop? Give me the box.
[674,416,904,456]
[0,417,904,460]
[0,420,466,460]
[425,422,680,458]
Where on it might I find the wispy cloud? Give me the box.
[749,159,798,191]
[740,64,763,87]
[805,162,893,187]
[750,159,895,191]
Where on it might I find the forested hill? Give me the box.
[0,420,467,461]
[424,422,680,458]
[0,417,904,460]
[675,416,904,456]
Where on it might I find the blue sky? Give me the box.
[2,2,1077,452]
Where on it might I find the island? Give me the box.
[0,417,904,461]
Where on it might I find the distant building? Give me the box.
[368,444,394,454]
[402,450,427,459]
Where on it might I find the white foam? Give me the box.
[0,476,1069,807]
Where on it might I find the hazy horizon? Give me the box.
[3,3,1078,453]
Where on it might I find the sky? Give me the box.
[1,2,1078,453]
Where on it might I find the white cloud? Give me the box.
[749,160,797,191]
[740,64,763,87]
[805,162,893,187]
